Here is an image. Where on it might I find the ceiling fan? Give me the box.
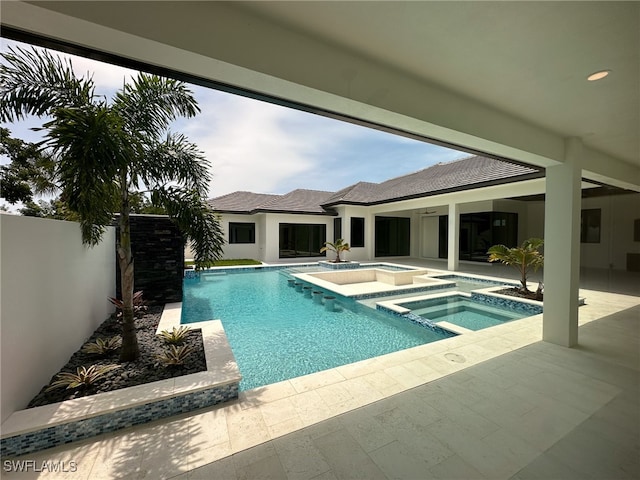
[420,209,438,215]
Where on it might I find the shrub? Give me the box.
[157,325,191,345]
[82,336,122,355]
[156,345,194,366]
[108,290,148,318]
[46,365,120,391]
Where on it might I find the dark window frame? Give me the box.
[351,217,365,248]
[375,216,411,257]
[333,217,342,243]
[228,222,256,244]
[580,209,601,244]
[278,223,327,258]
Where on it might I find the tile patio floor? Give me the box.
[3,262,638,480]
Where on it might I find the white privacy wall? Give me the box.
[525,193,640,270]
[0,215,116,422]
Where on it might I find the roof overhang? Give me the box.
[2,1,637,192]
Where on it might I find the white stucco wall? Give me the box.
[338,206,373,261]
[220,214,264,260]
[0,215,116,421]
[526,202,546,239]
[420,216,440,258]
[211,192,639,268]
[262,213,335,263]
[580,194,640,270]
[525,193,640,270]
[493,199,530,244]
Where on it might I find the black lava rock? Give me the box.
[27,306,206,408]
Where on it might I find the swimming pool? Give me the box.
[182,269,454,390]
[430,274,519,293]
[398,294,527,331]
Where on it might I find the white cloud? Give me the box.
[2,38,468,201]
[181,90,367,197]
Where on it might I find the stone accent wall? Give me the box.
[115,215,184,304]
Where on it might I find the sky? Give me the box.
[1,38,466,203]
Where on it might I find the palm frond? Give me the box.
[151,186,225,269]
[43,104,130,245]
[112,73,199,138]
[137,133,210,195]
[0,46,94,122]
[487,239,544,292]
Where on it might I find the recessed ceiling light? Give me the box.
[587,70,611,81]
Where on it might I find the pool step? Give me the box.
[436,321,474,335]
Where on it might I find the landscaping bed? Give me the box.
[495,287,543,301]
[28,306,206,407]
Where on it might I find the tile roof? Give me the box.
[259,189,336,214]
[360,155,540,204]
[209,156,542,214]
[208,191,280,213]
[209,189,335,215]
[322,182,380,205]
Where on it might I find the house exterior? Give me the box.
[207,155,640,271]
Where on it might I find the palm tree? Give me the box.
[487,238,544,293]
[1,46,225,361]
[321,239,351,263]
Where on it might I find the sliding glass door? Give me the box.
[279,223,326,258]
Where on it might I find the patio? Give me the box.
[3,264,637,480]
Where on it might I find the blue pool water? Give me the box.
[182,270,453,390]
[400,295,527,331]
[434,275,518,293]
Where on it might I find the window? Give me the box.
[375,217,410,257]
[438,212,518,261]
[229,222,255,244]
[333,217,342,242]
[351,217,365,247]
[279,223,326,258]
[581,209,601,243]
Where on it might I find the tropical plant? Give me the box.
[157,326,192,345]
[1,46,225,361]
[45,364,120,391]
[156,345,194,366]
[487,238,544,293]
[18,197,76,220]
[108,290,147,318]
[82,336,122,355]
[320,238,351,263]
[0,127,57,204]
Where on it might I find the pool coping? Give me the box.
[0,305,241,457]
[376,288,539,334]
[291,269,457,299]
[2,288,635,476]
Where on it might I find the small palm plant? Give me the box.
[321,239,351,263]
[157,326,191,345]
[82,336,122,356]
[156,345,194,366]
[46,364,120,391]
[487,238,544,294]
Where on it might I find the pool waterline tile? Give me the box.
[184,266,454,391]
[1,313,241,458]
[4,281,635,471]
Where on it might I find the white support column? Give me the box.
[447,203,460,271]
[543,138,582,347]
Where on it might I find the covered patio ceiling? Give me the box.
[2,1,639,191]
